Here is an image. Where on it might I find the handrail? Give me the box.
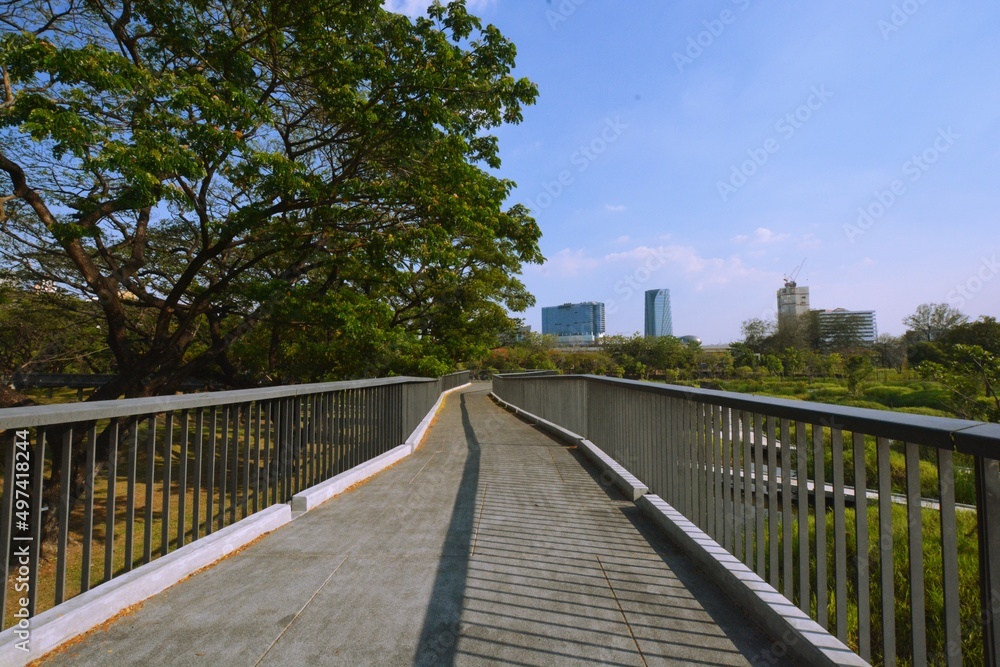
[0,370,470,632]
[0,376,437,430]
[493,372,1000,453]
[493,371,1000,666]
[6,373,205,390]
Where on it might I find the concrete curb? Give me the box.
[575,438,649,501]
[637,494,871,667]
[291,381,470,513]
[1,382,474,665]
[489,391,867,666]
[0,503,291,667]
[489,392,524,419]
[406,382,470,452]
[490,392,573,443]
[291,444,412,512]
[488,393,648,501]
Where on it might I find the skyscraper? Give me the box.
[541,302,605,344]
[644,289,673,337]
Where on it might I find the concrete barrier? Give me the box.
[0,381,474,665]
[574,438,649,501]
[638,494,870,667]
[489,392,648,501]
[406,382,470,451]
[490,390,869,667]
[0,504,291,667]
[291,444,412,513]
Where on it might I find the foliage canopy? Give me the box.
[0,0,541,395]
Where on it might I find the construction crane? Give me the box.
[783,258,806,288]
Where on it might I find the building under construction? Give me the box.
[777,260,809,325]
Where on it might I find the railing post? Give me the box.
[0,374,460,633]
[976,457,1000,667]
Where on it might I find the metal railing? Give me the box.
[7,373,205,391]
[493,373,1000,667]
[0,371,469,630]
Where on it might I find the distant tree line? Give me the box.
[485,303,1000,422]
[485,331,712,382]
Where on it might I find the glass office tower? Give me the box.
[541,302,606,344]
[644,289,673,337]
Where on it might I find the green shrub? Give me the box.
[863,385,914,406]
[897,388,952,411]
[809,384,849,400]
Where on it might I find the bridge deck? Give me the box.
[40,385,798,666]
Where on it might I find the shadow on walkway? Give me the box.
[413,393,480,666]
[618,504,789,665]
[32,386,802,667]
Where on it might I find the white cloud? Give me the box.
[605,245,706,272]
[758,227,790,243]
[604,204,627,212]
[733,226,790,245]
[382,0,494,16]
[604,244,762,289]
[614,235,631,245]
[536,243,768,290]
[798,233,822,250]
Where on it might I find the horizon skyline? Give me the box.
[531,284,888,344]
[385,2,1000,344]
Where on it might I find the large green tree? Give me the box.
[920,344,1000,422]
[903,302,968,343]
[915,317,1000,422]
[0,0,541,547]
[600,334,697,379]
[739,317,775,355]
[0,0,540,398]
[945,316,1000,354]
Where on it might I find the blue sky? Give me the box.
[386,1,1000,344]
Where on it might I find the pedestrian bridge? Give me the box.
[3,372,1000,666]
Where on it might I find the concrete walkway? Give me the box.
[40,385,798,666]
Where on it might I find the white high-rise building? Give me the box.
[817,308,878,344]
